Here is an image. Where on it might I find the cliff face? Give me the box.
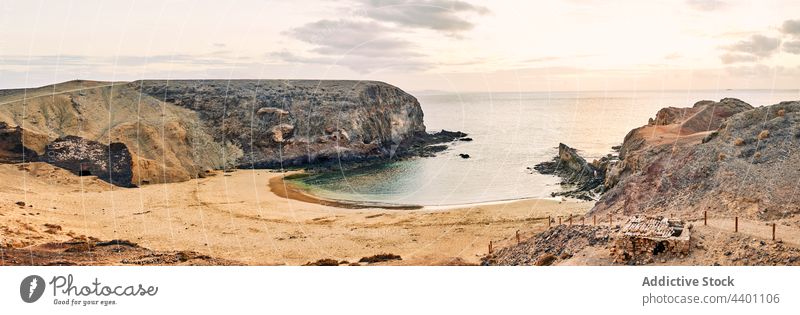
[40,136,133,186]
[134,80,427,167]
[0,80,233,185]
[592,98,800,220]
[0,79,432,185]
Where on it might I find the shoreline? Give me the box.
[270,171,587,211]
[268,173,424,210]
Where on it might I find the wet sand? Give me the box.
[0,162,592,265]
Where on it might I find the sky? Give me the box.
[1,0,799,92]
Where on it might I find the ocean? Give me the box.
[292,90,800,206]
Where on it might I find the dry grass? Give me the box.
[777,109,786,117]
[718,153,727,161]
[734,138,745,146]
[758,130,770,140]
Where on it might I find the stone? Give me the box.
[270,124,295,143]
[256,107,289,116]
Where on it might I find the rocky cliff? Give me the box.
[591,98,800,220]
[133,80,429,168]
[0,80,456,186]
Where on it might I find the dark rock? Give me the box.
[0,122,39,163]
[483,225,610,266]
[533,143,613,200]
[39,136,134,187]
[358,253,402,264]
[303,259,340,266]
[136,80,431,168]
[459,153,470,159]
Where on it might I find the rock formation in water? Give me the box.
[591,98,800,220]
[532,143,615,200]
[0,80,464,186]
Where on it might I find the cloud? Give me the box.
[286,19,418,57]
[277,1,489,73]
[0,52,249,71]
[784,40,800,54]
[726,35,781,57]
[686,0,728,11]
[359,0,489,33]
[0,55,94,66]
[719,34,781,63]
[782,19,800,36]
[719,53,757,64]
[271,51,429,73]
[725,64,800,78]
[280,19,432,73]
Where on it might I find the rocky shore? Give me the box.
[0,80,467,186]
[532,143,617,201]
[532,98,800,221]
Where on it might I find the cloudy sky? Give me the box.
[1,0,800,92]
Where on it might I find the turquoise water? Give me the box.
[294,90,800,206]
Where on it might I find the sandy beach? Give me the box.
[0,162,591,265]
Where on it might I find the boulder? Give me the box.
[270,124,295,143]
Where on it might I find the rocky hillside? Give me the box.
[134,80,428,168]
[0,80,454,186]
[592,98,800,220]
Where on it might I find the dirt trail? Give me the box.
[692,218,800,247]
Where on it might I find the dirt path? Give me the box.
[691,218,800,247]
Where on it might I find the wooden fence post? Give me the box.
[581,217,585,225]
[489,241,493,254]
[593,215,596,226]
[735,217,738,233]
[559,217,562,225]
[548,216,551,228]
[772,223,776,241]
[516,230,520,244]
[609,214,613,227]
[704,211,707,226]
[569,215,573,226]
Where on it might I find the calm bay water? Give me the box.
[295,90,800,206]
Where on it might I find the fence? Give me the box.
[487,210,785,256]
